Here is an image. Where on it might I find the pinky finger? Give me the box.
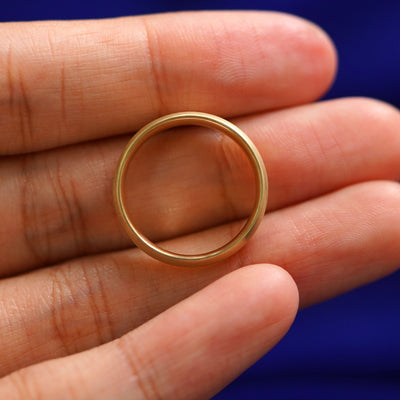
[0,264,298,400]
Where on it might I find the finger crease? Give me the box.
[6,43,15,119]
[17,70,34,153]
[60,61,67,129]
[140,17,168,118]
[116,338,162,400]
[86,261,115,343]
[53,161,87,257]
[20,156,49,265]
[49,268,76,355]
[80,264,108,346]
[7,370,39,400]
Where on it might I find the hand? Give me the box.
[0,11,399,399]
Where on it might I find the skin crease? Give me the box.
[0,10,399,400]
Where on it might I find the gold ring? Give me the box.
[114,112,268,267]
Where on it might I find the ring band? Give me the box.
[114,112,268,267]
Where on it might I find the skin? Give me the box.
[0,10,399,399]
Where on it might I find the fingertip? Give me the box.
[269,11,338,102]
[304,21,338,99]
[138,11,338,112]
[235,263,299,328]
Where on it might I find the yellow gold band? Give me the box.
[114,112,268,267]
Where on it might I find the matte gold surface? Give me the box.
[114,112,268,267]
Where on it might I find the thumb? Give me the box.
[0,264,298,400]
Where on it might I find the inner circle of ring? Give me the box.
[113,111,268,267]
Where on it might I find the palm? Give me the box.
[0,11,399,400]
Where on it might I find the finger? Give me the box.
[0,11,336,154]
[0,265,298,400]
[0,181,399,375]
[1,98,400,276]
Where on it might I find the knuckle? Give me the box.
[48,260,115,355]
[6,369,40,400]
[7,363,81,400]
[48,266,82,355]
[20,155,50,265]
[1,41,35,153]
[116,336,162,400]
[0,26,70,154]
[140,16,169,117]
[20,155,89,266]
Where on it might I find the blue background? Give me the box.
[2,1,399,399]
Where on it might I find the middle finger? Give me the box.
[0,98,399,276]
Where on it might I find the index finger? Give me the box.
[0,11,336,154]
